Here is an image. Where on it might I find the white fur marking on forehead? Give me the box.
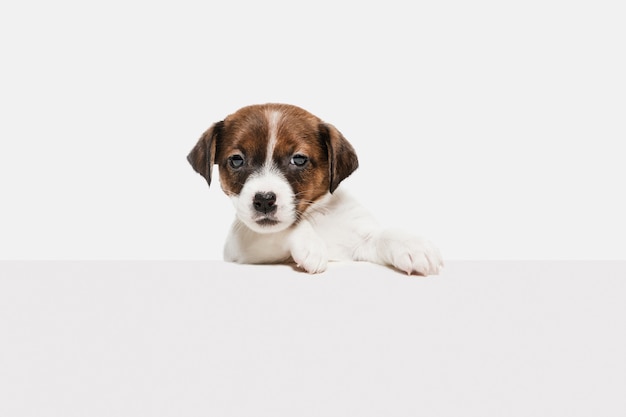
[265,109,283,166]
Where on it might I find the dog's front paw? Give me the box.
[289,222,328,274]
[377,230,444,276]
[290,238,328,274]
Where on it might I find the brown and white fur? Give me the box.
[187,103,443,275]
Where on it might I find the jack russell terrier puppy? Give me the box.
[188,103,443,275]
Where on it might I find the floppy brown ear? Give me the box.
[187,121,223,187]
[320,123,359,193]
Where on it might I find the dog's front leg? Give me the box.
[372,229,443,276]
[288,219,329,274]
[352,228,443,276]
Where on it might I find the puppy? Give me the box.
[188,103,442,275]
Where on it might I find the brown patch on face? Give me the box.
[214,106,271,197]
[270,106,332,216]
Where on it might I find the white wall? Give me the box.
[1,0,624,260]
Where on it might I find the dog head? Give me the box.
[187,103,359,234]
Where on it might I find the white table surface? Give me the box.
[1,260,625,417]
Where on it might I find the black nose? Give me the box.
[253,192,277,214]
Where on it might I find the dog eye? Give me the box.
[228,155,244,168]
[290,154,308,167]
